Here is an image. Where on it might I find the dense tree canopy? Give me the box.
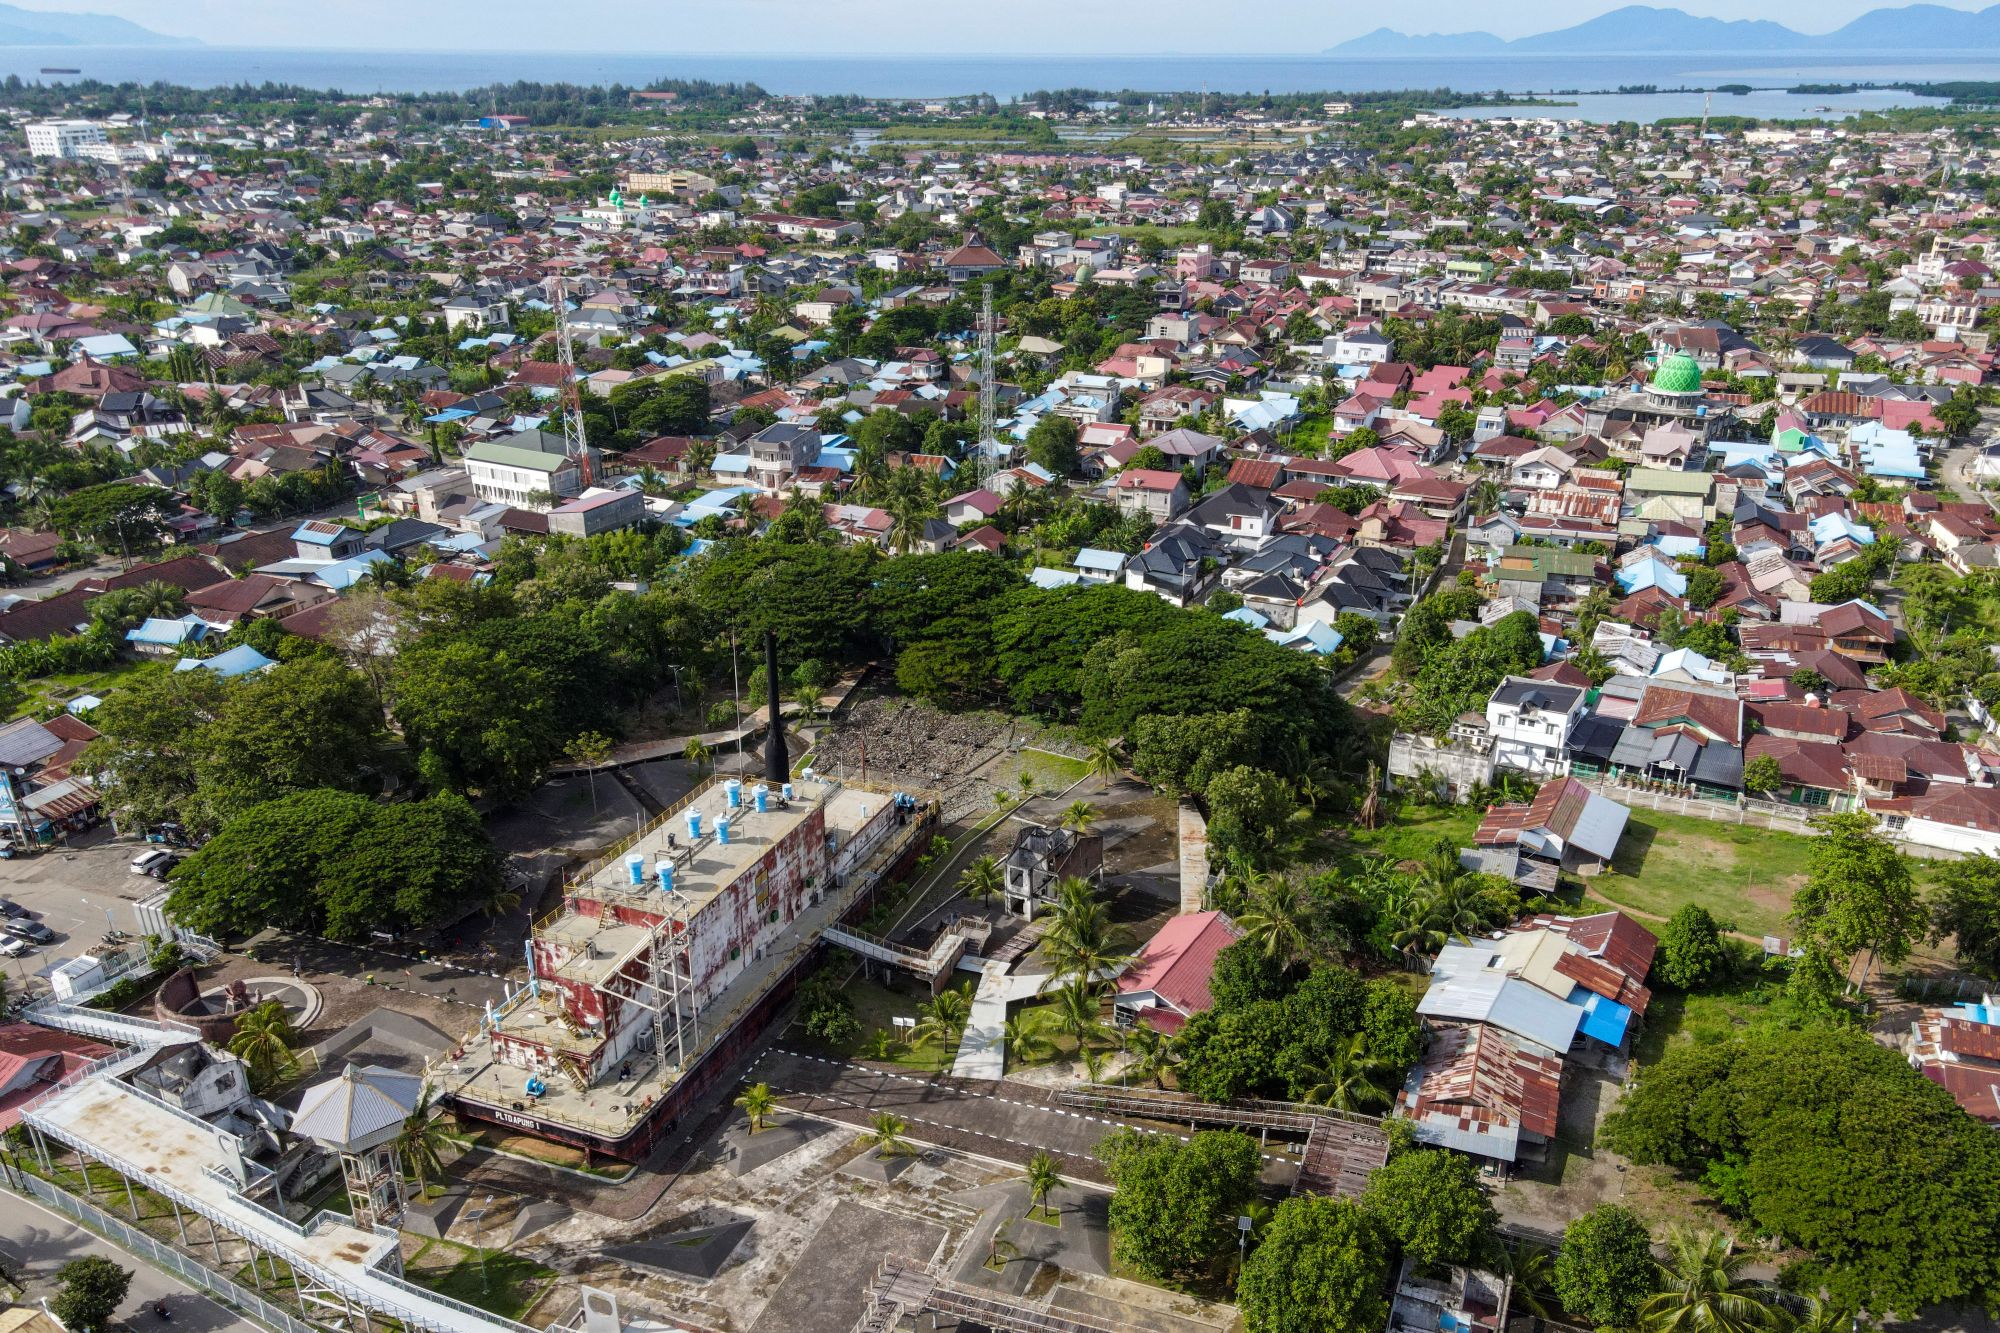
[1553,1205,1657,1330]
[79,657,395,834]
[166,789,498,940]
[1175,962,1419,1103]
[1603,1027,2000,1315]
[1096,1127,1260,1282]
[1358,1148,1496,1266]
[1238,1196,1394,1333]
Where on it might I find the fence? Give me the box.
[8,1169,319,1333]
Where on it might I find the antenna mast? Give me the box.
[549,273,594,488]
[977,282,996,489]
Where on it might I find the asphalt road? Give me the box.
[0,1194,255,1333]
[746,1047,1301,1188]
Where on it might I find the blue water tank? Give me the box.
[717,816,732,846]
[655,859,674,893]
[726,778,742,808]
[754,784,769,813]
[687,809,702,839]
[782,782,794,801]
[626,853,645,886]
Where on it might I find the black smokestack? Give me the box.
[764,630,789,785]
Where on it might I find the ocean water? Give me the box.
[2,46,2000,114]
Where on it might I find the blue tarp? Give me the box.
[1571,986,1633,1046]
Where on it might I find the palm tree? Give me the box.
[1037,880,1131,983]
[1059,800,1097,833]
[986,1224,1021,1272]
[683,737,712,775]
[564,730,615,814]
[958,855,1003,907]
[864,1112,912,1159]
[1488,1244,1557,1320]
[792,685,821,728]
[1234,877,1317,964]
[913,984,972,1049]
[1003,1013,1053,1068]
[1297,1033,1395,1112]
[482,881,523,921]
[1119,1021,1178,1088]
[1785,1297,1862,1333]
[1024,1150,1064,1224]
[1636,1228,1783,1333]
[1050,976,1108,1049]
[734,1081,778,1134]
[1467,476,1503,520]
[395,1083,452,1191]
[1088,738,1121,792]
[228,1001,298,1088]
[1357,760,1384,831]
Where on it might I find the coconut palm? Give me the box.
[1296,1033,1395,1112]
[1088,738,1121,792]
[1049,976,1108,1053]
[734,1081,778,1133]
[1003,1013,1053,1068]
[864,1112,913,1159]
[682,737,712,776]
[1467,476,1503,520]
[1037,880,1131,983]
[1059,800,1097,833]
[912,984,973,1049]
[1784,1297,1862,1333]
[958,855,1003,907]
[395,1083,452,1191]
[1024,1150,1064,1223]
[1636,1228,1783,1333]
[1234,877,1318,964]
[228,1001,299,1088]
[1120,1020,1178,1088]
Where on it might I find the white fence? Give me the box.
[7,1169,318,1333]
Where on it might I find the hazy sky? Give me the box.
[24,0,2000,51]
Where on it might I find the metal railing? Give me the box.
[10,1169,319,1333]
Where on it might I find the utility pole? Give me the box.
[548,273,594,490]
[977,282,996,489]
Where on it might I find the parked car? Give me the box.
[0,935,29,957]
[4,920,54,944]
[0,898,26,918]
[130,849,174,876]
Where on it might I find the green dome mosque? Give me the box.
[1648,352,1705,397]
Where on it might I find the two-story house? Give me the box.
[1114,469,1190,522]
[746,422,822,489]
[1486,677,1588,779]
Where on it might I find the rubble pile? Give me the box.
[815,698,1004,788]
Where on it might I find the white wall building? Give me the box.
[1485,677,1587,778]
[26,120,106,160]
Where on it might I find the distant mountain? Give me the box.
[0,2,193,46]
[1333,26,1505,53]
[1326,2,2000,55]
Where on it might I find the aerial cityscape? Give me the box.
[0,3,1997,1332]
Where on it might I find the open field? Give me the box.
[1588,809,1813,939]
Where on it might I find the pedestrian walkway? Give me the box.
[950,962,1058,1081]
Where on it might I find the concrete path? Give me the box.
[0,1193,255,1333]
[950,963,1059,1081]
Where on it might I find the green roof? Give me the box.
[1649,353,1704,395]
[1499,544,1597,577]
[464,440,568,474]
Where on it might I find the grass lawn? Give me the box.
[406,1237,555,1322]
[792,967,960,1072]
[1628,966,1797,1065]
[1330,804,1481,871]
[1585,809,1812,939]
[10,656,168,720]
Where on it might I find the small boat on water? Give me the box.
[39,67,80,75]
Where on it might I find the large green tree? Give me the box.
[1553,1205,1657,1330]
[391,636,558,797]
[1096,1127,1260,1282]
[1790,812,1922,987]
[1359,1148,1496,1266]
[167,790,499,940]
[1603,1027,2000,1316]
[1237,1196,1394,1333]
[49,1256,131,1333]
[1929,853,2000,979]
